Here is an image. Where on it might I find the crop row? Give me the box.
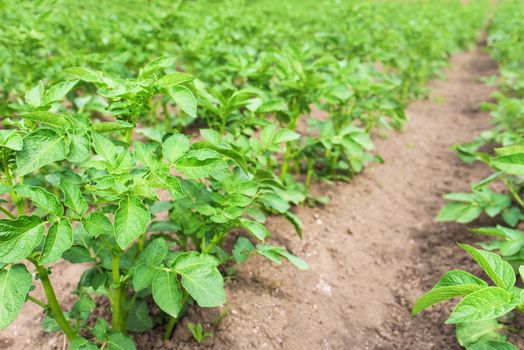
[413,1,524,349]
[0,1,487,349]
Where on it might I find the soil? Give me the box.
[2,45,521,350]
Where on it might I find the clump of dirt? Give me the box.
[0,46,510,350]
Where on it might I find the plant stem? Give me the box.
[501,175,524,209]
[2,155,23,215]
[163,316,177,341]
[125,129,133,145]
[35,264,77,341]
[138,233,146,252]
[279,146,291,182]
[163,102,170,132]
[111,254,123,332]
[305,159,314,193]
[27,295,48,309]
[0,206,15,219]
[203,232,224,254]
[164,292,188,341]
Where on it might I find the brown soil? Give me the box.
[1,46,517,350]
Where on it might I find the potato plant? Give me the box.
[417,1,524,348]
[0,64,307,349]
[413,245,520,350]
[0,0,492,349]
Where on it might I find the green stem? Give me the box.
[203,232,224,254]
[163,292,189,341]
[120,280,128,334]
[9,190,23,215]
[2,154,23,215]
[138,233,146,252]
[163,316,177,341]
[163,102,170,132]
[305,159,314,193]
[35,264,77,341]
[279,146,291,182]
[27,295,48,309]
[501,175,524,209]
[0,206,15,219]
[125,129,133,145]
[111,254,122,332]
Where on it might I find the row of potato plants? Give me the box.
[413,1,524,349]
[0,0,488,349]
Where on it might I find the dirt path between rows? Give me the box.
[0,45,507,350]
[191,46,498,350]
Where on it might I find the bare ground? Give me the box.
[0,46,516,350]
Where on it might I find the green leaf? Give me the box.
[132,263,156,292]
[456,319,506,347]
[62,245,95,263]
[25,81,44,107]
[152,270,183,317]
[20,111,69,127]
[256,244,309,270]
[39,219,73,265]
[460,244,516,290]
[133,141,158,169]
[114,197,150,249]
[495,145,524,156]
[436,202,482,223]
[0,130,23,151]
[106,332,136,350]
[16,129,66,176]
[67,133,90,163]
[42,80,78,105]
[200,129,221,144]
[179,266,225,307]
[446,287,517,324]
[239,219,269,240]
[0,216,45,263]
[468,341,518,350]
[127,300,153,332]
[492,154,524,176]
[412,284,486,315]
[72,294,96,313]
[162,134,190,164]
[169,85,197,118]
[140,56,176,79]
[173,254,225,307]
[157,72,195,87]
[175,149,222,179]
[233,237,254,263]
[91,121,134,133]
[435,270,489,288]
[284,211,303,237]
[136,128,166,143]
[15,185,63,216]
[93,318,109,341]
[60,178,88,216]
[65,67,102,83]
[0,264,32,329]
[273,129,300,144]
[145,238,168,266]
[82,211,113,237]
[91,133,118,163]
[68,337,99,350]
[470,227,509,239]
[278,250,309,270]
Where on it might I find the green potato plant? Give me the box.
[0,0,492,349]
[0,65,307,349]
[420,1,524,348]
[413,245,520,350]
